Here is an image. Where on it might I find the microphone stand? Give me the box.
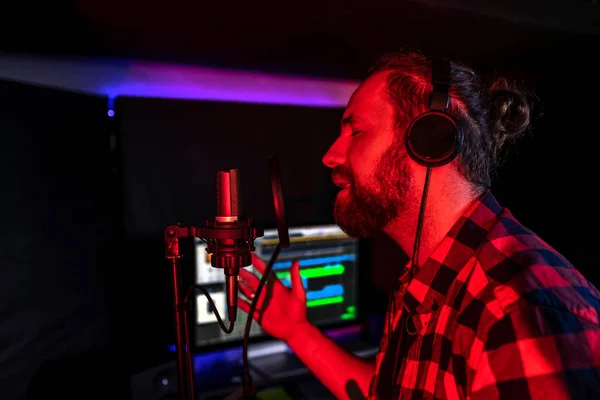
[164,225,197,400]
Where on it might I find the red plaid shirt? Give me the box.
[368,191,600,399]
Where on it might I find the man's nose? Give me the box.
[322,138,346,169]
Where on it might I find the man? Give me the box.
[237,51,600,399]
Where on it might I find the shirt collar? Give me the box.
[401,190,503,314]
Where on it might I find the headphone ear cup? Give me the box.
[405,111,463,168]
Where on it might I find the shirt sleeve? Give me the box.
[469,300,600,399]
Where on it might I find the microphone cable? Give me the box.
[241,243,283,398]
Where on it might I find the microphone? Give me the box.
[163,167,264,400]
[203,169,259,323]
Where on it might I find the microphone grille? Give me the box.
[216,169,241,217]
[229,169,241,216]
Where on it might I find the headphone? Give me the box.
[386,58,465,391]
[405,57,464,168]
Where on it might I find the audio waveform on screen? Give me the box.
[272,254,356,270]
[275,263,345,280]
[306,284,344,300]
[277,265,347,308]
[275,278,344,308]
[278,277,309,288]
[306,296,344,308]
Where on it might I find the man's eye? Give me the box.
[351,131,361,136]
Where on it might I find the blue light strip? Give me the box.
[272,254,357,270]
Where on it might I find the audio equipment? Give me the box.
[388,57,465,396]
[404,57,463,168]
[163,169,263,400]
[162,157,290,400]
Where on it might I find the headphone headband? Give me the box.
[429,57,451,111]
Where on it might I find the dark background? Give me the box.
[1,1,599,399]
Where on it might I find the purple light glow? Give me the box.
[0,55,359,107]
[102,61,359,107]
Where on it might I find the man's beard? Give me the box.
[333,142,412,238]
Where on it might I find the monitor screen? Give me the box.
[193,224,359,348]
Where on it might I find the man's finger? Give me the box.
[251,253,266,274]
[290,260,306,300]
[237,298,261,320]
[239,268,260,288]
[238,298,251,314]
[238,279,255,300]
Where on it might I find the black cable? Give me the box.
[177,244,281,399]
[411,166,431,277]
[242,244,282,398]
[184,284,235,334]
[389,166,432,391]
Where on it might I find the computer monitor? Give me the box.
[193,224,359,348]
